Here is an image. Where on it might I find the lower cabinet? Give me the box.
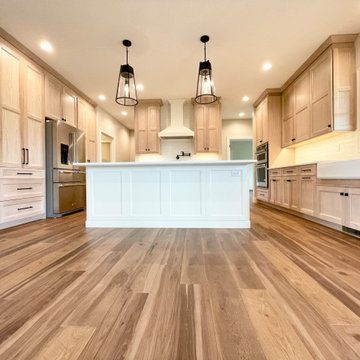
[299,175,316,216]
[317,186,360,230]
[269,176,282,205]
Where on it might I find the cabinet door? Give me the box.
[45,73,62,120]
[290,176,300,211]
[269,177,276,204]
[299,176,316,216]
[135,106,148,154]
[310,49,332,137]
[87,105,96,142]
[316,186,345,225]
[87,139,96,163]
[282,178,291,208]
[282,117,294,147]
[294,71,311,143]
[77,98,87,133]
[23,61,44,169]
[207,103,220,152]
[254,104,263,146]
[147,105,160,153]
[345,188,360,231]
[282,86,294,147]
[62,87,77,127]
[261,98,268,144]
[275,177,283,206]
[194,105,207,152]
[0,45,23,167]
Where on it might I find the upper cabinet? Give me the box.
[0,40,44,169]
[135,100,162,154]
[255,97,268,146]
[78,97,96,162]
[281,39,356,148]
[193,100,221,152]
[45,73,77,127]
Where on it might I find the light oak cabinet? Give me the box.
[281,44,356,148]
[269,176,282,206]
[0,42,44,170]
[299,175,316,216]
[45,73,77,126]
[194,101,221,152]
[254,97,269,146]
[317,186,360,231]
[78,98,96,162]
[135,100,162,154]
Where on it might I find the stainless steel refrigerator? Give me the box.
[45,118,86,217]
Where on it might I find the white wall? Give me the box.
[96,107,131,162]
[294,35,360,164]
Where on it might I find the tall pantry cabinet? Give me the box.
[0,38,46,229]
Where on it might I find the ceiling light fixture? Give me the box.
[136,84,144,91]
[40,41,53,52]
[242,96,250,102]
[239,112,245,117]
[262,62,272,71]
[121,111,127,116]
[98,94,106,100]
[195,35,217,104]
[115,40,138,106]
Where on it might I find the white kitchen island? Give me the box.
[77,160,256,228]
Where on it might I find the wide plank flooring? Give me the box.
[0,202,359,359]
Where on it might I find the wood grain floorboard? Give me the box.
[0,203,359,359]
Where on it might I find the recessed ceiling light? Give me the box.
[40,41,53,52]
[262,62,272,71]
[98,94,106,100]
[136,84,144,91]
[239,112,245,117]
[242,96,249,102]
[121,111,127,116]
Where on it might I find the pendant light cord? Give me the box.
[203,42,207,61]
[126,47,129,65]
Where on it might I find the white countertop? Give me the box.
[268,162,318,170]
[76,160,257,167]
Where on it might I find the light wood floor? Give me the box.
[0,203,359,359]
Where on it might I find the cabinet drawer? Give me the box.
[257,189,269,202]
[269,169,281,176]
[282,167,299,176]
[0,168,44,179]
[0,197,45,224]
[0,180,45,201]
[300,164,317,176]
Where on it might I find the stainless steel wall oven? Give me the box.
[255,143,268,188]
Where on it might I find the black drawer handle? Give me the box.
[340,192,344,196]
[17,172,33,175]
[345,193,349,197]
[17,206,33,211]
[302,169,312,172]
[328,124,331,128]
[62,118,66,122]
[286,179,291,182]
[291,138,296,141]
[301,177,311,180]
[17,187,33,191]
[272,179,276,182]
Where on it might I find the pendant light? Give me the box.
[115,40,138,106]
[195,35,217,104]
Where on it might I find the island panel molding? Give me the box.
[79,160,255,228]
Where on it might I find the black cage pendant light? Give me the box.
[115,40,138,106]
[195,35,217,104]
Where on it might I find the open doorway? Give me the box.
[101,132,114,162]
[227,138,254,190]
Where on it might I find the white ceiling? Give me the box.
[1,0,360,129]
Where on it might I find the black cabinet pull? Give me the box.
[17,187,33,191]
[22,148,26,165]
[272,179,276,182]
[17,206,33,211]
[340,192,344,196]
[286,179,291,182]
[259,140,263,143]
[345,193,349,197]
[62,118,66,122]
[26,148,29,165]
[17,172,33,175]
[291,138,296,141]
[328,124,331,128]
